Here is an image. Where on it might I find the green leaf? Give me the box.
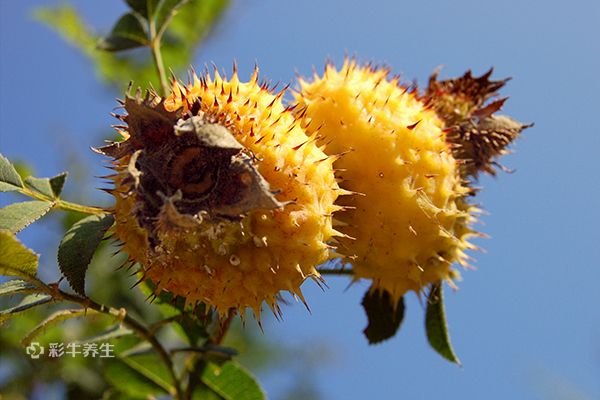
[104,358,169,398]
[0,294,52,324]
[57,214,115,295]
[192,386,223,400]
[36,4,158,89]
[361,288,405,344]
[0,201,54,233]
[201,361,265,400]
[50,172,68,197]
[425,283,461,365]
[12,160,35,181]
[139,280,209,345]
[155,0,190,35]
[77,324,134,344]
[0,229,39,279]
[22,308,96,346]
[35,2,230,91]
[0,279,37,296]
[0,153,24,192]
[119,353,174,393]
[24,176,54,198]
[126,0,155,18]
[24,172,68,198]
[97,12,149,52]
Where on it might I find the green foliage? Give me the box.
[97,13,149,51]
[0,201,54,233]
[201,361,266,400]
[0,153,25,192]
[24,172,68,199]
[0,230,39,279]
[0,279,37,297]
[21,309,98,346]
[0,294,52,325]
[78,324,134,344]
[35,4,157,90]
[425,283,461,365]
[361,288,405,344]
[35,0,229,91]
[57,214,115,295]
[104,356,170,398]
[117,352,175,394]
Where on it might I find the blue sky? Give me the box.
[1,0,600,399]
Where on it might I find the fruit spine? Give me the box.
[293,60,480,300]
[100,66,342,318]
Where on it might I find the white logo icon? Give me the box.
[25,342,45,359]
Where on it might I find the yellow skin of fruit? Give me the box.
[294,61,478,300]
[112,68,340,317]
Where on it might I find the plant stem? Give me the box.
[43,287,184,400]
[56,199,107,215]
[19,187,108,215]
[149,19,169,96]
[183,311,235,400]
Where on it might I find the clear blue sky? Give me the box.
[1,1,600,399]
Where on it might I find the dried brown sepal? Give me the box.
[449,115,533,177]
[101,89,284,244]
[425,68,509,126]
[424,69,531,178]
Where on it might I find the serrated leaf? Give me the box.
[201,361,265,400]
[361,288,405,344]
[77,324,134,344]
[0,153,24,192]
[97,12,149,52]
[25,172,68,198]
[119,353,174,393]
[57,214,115,295]
[0,201,54,233]
[0,294,52,324]
[104,358,168,398]
[49,172,68,197]
[0,229,39,279]
[0,279,37,296]
[22,308,96,346]
[425,283,461,365]
[24,176,53,198]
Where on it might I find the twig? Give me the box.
[40,286,184,400]
[148,19,169,96]
[18,186,107,215]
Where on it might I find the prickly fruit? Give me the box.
[294,60,478,301]
[100,66,341,317]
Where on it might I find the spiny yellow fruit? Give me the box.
[99,66,341,318]
[293,60,479,301]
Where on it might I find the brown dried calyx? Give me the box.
[425,69,533,178]
[96,91,284,238]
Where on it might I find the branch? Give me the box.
[40,285,184,399]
